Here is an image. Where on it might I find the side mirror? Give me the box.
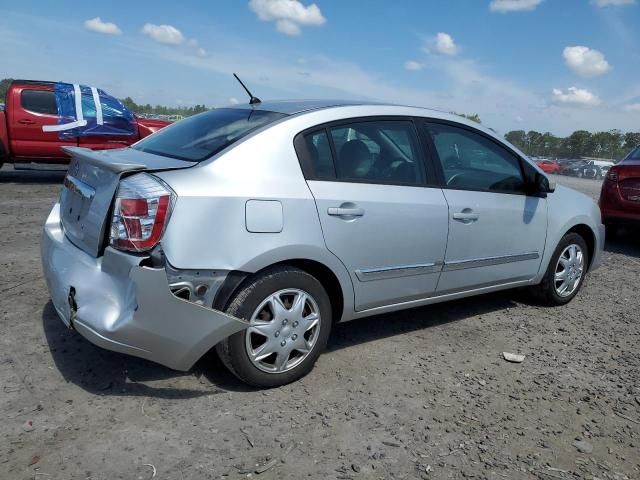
[535,172,555,194]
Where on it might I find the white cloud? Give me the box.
[563,46,611,77]
[276,19,301,35]
[141,23,185,45]
[490,0,543,12]
[249,0,326,36]
[125,33,635,134]
[84,17,122,35]
[196,47,207,57]
[404,60,424,71]
[552,87,601,106]
[228,97,240,105]
[427,32,459,56]
[592,0,635,7]
[623,103,640,112]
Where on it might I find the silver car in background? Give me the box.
[41,100,604,387]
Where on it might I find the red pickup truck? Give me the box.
[0,80,169,168]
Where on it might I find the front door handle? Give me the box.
[327,207,365,217]
[18,119,36,125]
[452,209,479,223]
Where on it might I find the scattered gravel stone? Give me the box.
[503,352,526,363]
[573,439,594,454]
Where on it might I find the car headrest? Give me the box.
[339,139,370,178]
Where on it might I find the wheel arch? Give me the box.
[214,253,354,324]
[565,223,597,270]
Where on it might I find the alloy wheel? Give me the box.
[245,289,321,373]
[554,244,585,297]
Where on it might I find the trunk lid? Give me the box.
[59,146,195,256]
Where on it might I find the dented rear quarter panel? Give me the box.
[154,114,357,321]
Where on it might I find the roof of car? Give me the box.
[226,99,489,130]
[227,99,388,114]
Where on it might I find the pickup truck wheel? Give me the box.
[530,232,588,306]
[216,266,332,388]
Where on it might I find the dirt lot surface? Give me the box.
[1,167,638,480]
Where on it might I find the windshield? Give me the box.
[132,108,288,161]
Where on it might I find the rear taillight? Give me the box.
[110,173,175,252]
[607,167,618,182]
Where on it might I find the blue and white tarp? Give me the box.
[43,82,136,138]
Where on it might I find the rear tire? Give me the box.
[529,232,589,306]
[216,266,332,388]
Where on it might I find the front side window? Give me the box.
[427,123,525,193]
[133,108,287,162]
[301,120,424,185]
[21,90,57,115]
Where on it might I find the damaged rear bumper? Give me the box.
[40,203,248,371]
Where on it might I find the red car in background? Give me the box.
[600,146,640,235]
[536,159,561,174]
[0,80,169,168]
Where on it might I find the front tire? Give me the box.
[216,266,332,387]
[530,232,589,306]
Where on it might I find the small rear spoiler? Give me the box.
[63,146,146,173]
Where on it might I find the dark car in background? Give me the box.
[600,146,640,234]
[561,160,607,179]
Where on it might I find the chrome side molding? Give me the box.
[355,262,442,282]
[442,252,539,271]
[355,252,540,281]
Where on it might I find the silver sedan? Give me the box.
[41,100,604,387]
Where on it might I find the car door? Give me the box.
[295,118,449,311]
[8,85,77,161]
[422,121,547,293]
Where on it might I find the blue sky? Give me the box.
[1,0,638,135]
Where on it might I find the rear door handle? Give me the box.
[18,119,36,125]
[452,210,479,223]
[327,207,365,217]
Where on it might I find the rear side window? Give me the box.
[21,90,57,115]
[426,123,525,193]
[132,108,287,162]
[303,130,336,178]
[297,120,425,185]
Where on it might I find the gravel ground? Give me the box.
[1,166,638,480]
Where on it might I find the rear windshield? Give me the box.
[627,147,640,161]
[132,108,287,162]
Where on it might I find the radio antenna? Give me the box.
[233,73,261,105]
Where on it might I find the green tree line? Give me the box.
[0,78,13,101]
[120,97,208,117]
[505,130,640,161]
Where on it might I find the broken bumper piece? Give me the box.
[40,203,248,371]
